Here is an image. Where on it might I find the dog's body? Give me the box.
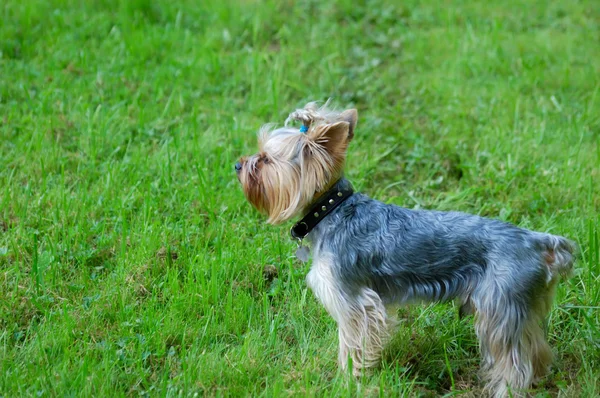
[237,102,575,397]
[306,178,574,396]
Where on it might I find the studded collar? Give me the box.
[290,180,354,241]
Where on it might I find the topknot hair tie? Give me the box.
[299,125,308,133]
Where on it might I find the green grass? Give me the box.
[1,0,599,396]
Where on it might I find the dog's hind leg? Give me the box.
[473,284,536,397]
[530,281,557,383]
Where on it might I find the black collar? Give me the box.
[290,181,354,241]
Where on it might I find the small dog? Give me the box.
[236,101,575,397]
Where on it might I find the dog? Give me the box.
[236,101,576,397]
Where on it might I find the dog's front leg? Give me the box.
[307,255,389,375]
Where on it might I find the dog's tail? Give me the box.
[539,234,577,281]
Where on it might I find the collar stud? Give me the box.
[290,180,354,241]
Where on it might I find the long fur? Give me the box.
[237,101,576,397]
[308,179,575,397]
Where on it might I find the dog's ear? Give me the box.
[340,109,357,141]
[308,121,350,155]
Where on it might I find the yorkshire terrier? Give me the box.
[236,101,576,397]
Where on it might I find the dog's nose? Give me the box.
[235,162,242,172]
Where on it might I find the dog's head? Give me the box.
[236,101,357,224]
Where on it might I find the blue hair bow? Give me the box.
[299,125,308,133]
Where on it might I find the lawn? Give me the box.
[1,0,599,396]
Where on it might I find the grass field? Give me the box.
[1,0,599,396]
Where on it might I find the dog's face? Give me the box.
[236,107,357,224]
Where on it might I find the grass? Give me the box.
[1,0,599,396]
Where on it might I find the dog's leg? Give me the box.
[458,296,475,319]
[474,288,535,398]
[337,288,389,375]
[530,281,557,383]
[526,314,553,385]
[306,255,389,375]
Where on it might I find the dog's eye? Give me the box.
[262,157,270,164]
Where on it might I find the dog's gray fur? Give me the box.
[238,102,576,397]
[305,178,575,397]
